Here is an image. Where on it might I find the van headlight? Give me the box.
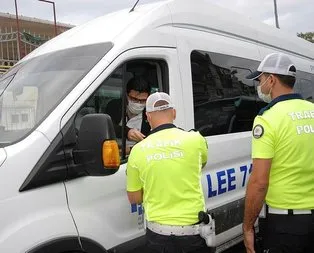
[0,148,6,167]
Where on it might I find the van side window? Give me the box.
[190,50,260,136]
[75,59,168,161]
[295,71,314,102]
[299,79,313,102]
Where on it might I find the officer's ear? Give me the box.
[270,74,277,86]
[172,109,176,120]
[146,112,152,126]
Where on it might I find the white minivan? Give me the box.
[0,0,313,252]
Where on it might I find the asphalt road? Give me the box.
[223,242,245,252]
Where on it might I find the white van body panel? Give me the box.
[167,0,314,60]
[201,133,252,247]
[257,46,313,74]
[0,131,77,252]
[0,148,6,166]
[64,171,139,250]
[0,131,50,198]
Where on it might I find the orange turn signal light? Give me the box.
[102,140,120,168]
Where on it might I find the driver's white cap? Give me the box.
[146,92,174,112]
[246,53,296,80]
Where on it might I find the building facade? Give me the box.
[0,12,73,74]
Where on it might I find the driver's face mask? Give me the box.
[128,99,145,115]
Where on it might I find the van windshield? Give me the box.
[0,42,113,147]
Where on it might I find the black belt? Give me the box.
[267,205,314,215]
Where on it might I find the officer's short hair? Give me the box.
[274,74,296,88]
[154,100,169,107]
[264,65,296,88]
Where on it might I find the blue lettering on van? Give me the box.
[217,171,227,195]
[227,168,236,191]
[240,164,252,187]
[207,174,217,197]
[131,204,143,214]
[131,203,137,213]
[138,204,143,215]
[206,164,252,198]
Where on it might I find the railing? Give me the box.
[0,28,49,66]
[0,65,11,76]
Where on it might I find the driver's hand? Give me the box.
[128,128,145,142]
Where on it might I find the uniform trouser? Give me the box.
[258,212,314,253]
[145,228,214,253]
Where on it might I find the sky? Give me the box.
[1,0,313,35]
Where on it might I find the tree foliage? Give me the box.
[297,32,314,43]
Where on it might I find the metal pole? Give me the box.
[273,0,280,29]
[38,0,57,37]
[14,0,22,60]
[52,2,57,36]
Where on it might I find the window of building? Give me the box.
[21,113,29,122]
[11,114,19,124]
[191,50,260,136]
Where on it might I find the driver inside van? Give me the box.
[106,76,151,143]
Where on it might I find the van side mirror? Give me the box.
[73,114,120,176]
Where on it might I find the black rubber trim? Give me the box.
[19,132,68,192]
[27,236,81,253]
[209,198,245,235]
[108,235,146,253]
[81,237,107,253]
[19,115,87,192]
[27,236,106,253]
[61,115,90,180]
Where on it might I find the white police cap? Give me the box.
[246,53,296,80]
[146,92,174,112]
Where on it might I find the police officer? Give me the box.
[243,53,314,253]
[126,92,210,253]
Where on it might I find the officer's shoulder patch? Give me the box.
[253,124,264,139]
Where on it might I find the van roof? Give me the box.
[22,0,314,62]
